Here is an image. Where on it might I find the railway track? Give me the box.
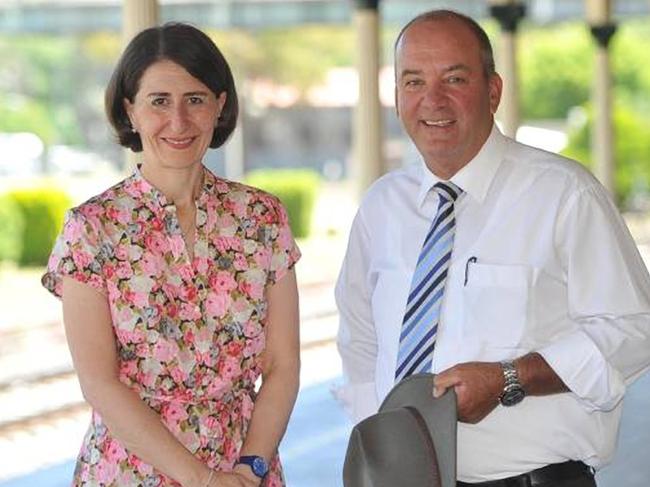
[0,281,339,435]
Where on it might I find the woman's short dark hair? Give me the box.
[105,22,238,152]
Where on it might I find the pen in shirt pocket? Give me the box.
[464,256,478,286]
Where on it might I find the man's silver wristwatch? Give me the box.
[499,360,526,407]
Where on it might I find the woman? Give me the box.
[42,23,300,487]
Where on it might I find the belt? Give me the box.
[457,461,594,487]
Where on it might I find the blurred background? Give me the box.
[0,0,649,485]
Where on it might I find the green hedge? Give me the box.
[0,194,25,263]
[245,169,320,239]
[8,186,72,266]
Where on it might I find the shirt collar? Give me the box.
[130,165,169,208]
[416,124,507,207]
[129,164,214,210]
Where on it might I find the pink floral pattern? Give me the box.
[42,167,300,486]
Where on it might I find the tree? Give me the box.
[519,23,593,120]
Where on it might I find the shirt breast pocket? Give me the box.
[462,263,537,350]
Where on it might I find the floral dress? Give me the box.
[42,167,300,486]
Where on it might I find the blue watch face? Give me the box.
[252,456,268,477]
[239,456,268,478]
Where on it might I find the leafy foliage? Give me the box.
[516,19,650,122]
[611,20,650,114]
[519,23,593,119]
[211,26,355,96]
[0,35,83,145]
[563,103,650,205]
[0,94,55,143]
[1,19,649,203]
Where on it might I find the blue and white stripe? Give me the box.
[395,181,462,381]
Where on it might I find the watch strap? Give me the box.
[499,360,525,406]
[237,455,269,478]
[501,360,519,387]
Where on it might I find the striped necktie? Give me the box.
[395,181,462,381]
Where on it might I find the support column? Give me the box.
[353,0,384,195]
[586,0,617,195]
[123,0,159,44]
[122,0,159,171]
[490,1,526,139]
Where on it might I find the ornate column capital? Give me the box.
[489,3,526,33]
[353,0,379,10]
[589,23,618,48]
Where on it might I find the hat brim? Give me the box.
[343,406,441,487]
[379,373,457,487]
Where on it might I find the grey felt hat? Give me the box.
[343,373,457,487]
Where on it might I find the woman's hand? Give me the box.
[209,470,260,487]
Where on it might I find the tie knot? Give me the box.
[433,181,462,202]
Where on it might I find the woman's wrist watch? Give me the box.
[237,455,269,479]
[499,360,526,406]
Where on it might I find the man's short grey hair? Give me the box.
[394,9,496,78]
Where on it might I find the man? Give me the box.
[336,9,650,487]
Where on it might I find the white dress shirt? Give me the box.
[335,125,650,482]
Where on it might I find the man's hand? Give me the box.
[433,361,504,424]
[432,353,569,423]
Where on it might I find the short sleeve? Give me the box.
[41,208,107,298]
[266,196,301,286]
